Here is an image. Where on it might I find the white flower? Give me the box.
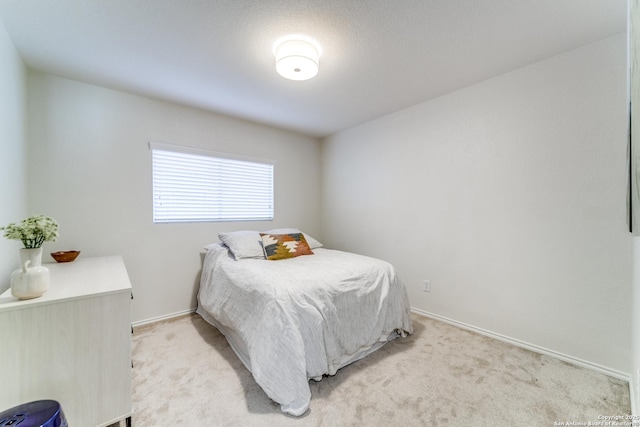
[1,215,59,248]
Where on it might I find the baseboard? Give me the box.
[411,307,630,382]
[132,308,196,328]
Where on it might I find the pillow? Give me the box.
[260,233,314,260]
[264,228,323,249]
[218,230,264,260]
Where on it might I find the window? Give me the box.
[150,142,274,223]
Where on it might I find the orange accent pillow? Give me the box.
[259,233,314,260]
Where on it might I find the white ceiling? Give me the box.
[0,0,628,138]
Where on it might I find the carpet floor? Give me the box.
[130,313,630,426]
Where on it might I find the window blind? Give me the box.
[150,142,274,223]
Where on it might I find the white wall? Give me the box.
[0,21,28,293]
[27,72,321,323]
[321,34,631,374]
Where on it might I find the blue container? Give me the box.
[0,400,67,427]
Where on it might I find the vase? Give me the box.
[10,247,50,300]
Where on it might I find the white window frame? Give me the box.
[150,141,275,223]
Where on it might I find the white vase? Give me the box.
[10,247,50,300]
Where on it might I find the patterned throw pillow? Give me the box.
[259,233,314,260]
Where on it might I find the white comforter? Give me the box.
[196,244,413,416]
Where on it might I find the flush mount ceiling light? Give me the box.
[274,37,320,81]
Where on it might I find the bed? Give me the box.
[196,229,413,416]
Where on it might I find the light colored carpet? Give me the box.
[130,313,630,426]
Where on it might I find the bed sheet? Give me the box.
[196,244,413,416]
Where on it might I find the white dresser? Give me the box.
[0,255,132,427]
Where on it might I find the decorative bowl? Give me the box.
[51,250,81,263]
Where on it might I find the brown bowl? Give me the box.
[51,250,80,263]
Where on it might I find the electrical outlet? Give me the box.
[423,279,431,292]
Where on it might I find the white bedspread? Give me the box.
[196,244,413,416]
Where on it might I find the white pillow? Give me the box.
[218,230,264,259]
[265,228,323,249]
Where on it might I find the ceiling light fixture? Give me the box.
[274,37,320,81]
